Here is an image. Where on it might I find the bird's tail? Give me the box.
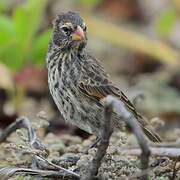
[142,126,162,142]
[136,113,162,143]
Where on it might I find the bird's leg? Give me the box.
[84,137,101,154]
[90,137,101,148]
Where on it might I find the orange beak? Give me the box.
[71,26,85,41]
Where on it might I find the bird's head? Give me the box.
[52,11,87,52]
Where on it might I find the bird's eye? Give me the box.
[83,26,87,31]
[62,27,71,36]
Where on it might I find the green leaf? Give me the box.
[13,0,47,44]
[156,8,177,37]
[0,15,15,33]
[0,15,19,70]
[0,42,25,71]
[0,15,15,45]
[29,29,52,66]
[13,7,28,39]
[0,0,49,71]
[13,0,47,40]
[4,0,48,71]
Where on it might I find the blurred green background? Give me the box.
[0,0,180,141]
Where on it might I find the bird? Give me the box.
[46,11,161,143]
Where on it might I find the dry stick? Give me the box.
[149,141,180,148]
[0,117,80,179]
[81,103,113,180]
[103,95,151,180]
[0,102,150,179]
[0,166,80,180]
[120,147,180,159]
[0,117,45,151]
[33,155,80,178]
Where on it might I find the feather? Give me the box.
[78,54,161,142]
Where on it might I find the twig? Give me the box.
[81,103,113,180]
[0,117,46,151]
[102,95,151,180]
[33,155,80,178]
[0,117,80,179]
[120,147,180,160]
[149,141,180,148]
[0,166,79,180]
[0,100,152,180]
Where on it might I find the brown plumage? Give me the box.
[46,11,161,142]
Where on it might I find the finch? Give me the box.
[46,11,161,142]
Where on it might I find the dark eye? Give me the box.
[62,27,71,36]
[83,26,87,31]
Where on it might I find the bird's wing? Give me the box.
[78,55,140,118]
[78,55,161,142]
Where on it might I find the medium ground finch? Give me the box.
[46,11,161,142]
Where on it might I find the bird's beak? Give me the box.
[71,26,85,41]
